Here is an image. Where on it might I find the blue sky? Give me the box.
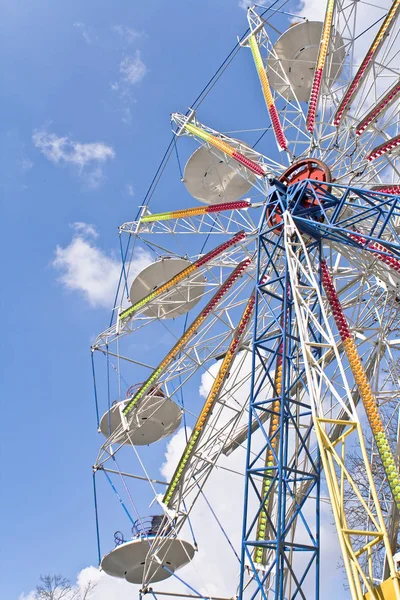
[0,1,352,598]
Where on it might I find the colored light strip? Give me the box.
[184,122,266,177]
[333,0,400,126]
[123,259,252,416]
[321,260,400,509]
[140,200,251,224]
[366,134,400,162]
[119,230,247,320]
[349,232,400,273]
[248,34,287,151]
[372,185,400,195]
[306,0,335,132]
[163,293,256,507]
[254,348,283,564]
[356,80,400,136]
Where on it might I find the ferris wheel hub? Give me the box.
[129,257,206,319]
[100,391,181,445]
[279,159,331,188]
[267,159,331,232]
[267,21,344,102]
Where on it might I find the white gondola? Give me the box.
[129,257,206,319]
[101,517,195,584]
[101,538,195,583]
[267,21,345,102]
[100,389,181,445]
[183,145,253,204]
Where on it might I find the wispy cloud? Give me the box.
[19,157,33,172]
[32,131,115,188]
[71,221,99,238]
[121,107,132,125]
[112,25,145,44]
[126,183,135,197]
[52,223,152,308]
[32,132,115,166]
[119,51,147,85]
[111,51,147,97]
[238,0,267,9]
[73,22,93,44]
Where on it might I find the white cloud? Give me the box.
[18,592,35,600]
[199,366,215,399]
[239,0,267,9]
[110,52,147,121]
[71,221,99,238]
[52,224,152,308]
[112,25,145,44]
[110,43,146,123]
[160,426,192,481]
[119,51,147,85]
[32,132,115,167]
[294,0,391,21]
[32,131,115,189]
[292,0,326,20]
[85,166,105,189]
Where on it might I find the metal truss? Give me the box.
[269,179,400,251]
[285,213,399,599]
[119,203,262,237]
[239,209,319,600]
[238,181,400,600]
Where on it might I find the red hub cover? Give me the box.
[268,159,331,232]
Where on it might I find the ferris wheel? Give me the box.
[90,2,400,599]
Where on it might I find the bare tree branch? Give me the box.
[34,575,97,600]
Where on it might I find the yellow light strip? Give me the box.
[306,0,335,132]
[163,293,256,507]
[119,231,246,321]
[248,34,287,150]
[253,354,283,564]
[321,261,400,509]
[183,122,266,177]
[139,200,250,223]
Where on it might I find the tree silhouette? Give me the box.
[34,574,96,600]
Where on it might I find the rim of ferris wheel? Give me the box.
[266,20,345,102]
[129,257,206,319]
[183,145,254,204]
[99,391,182,446]
[100,537,195,584]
